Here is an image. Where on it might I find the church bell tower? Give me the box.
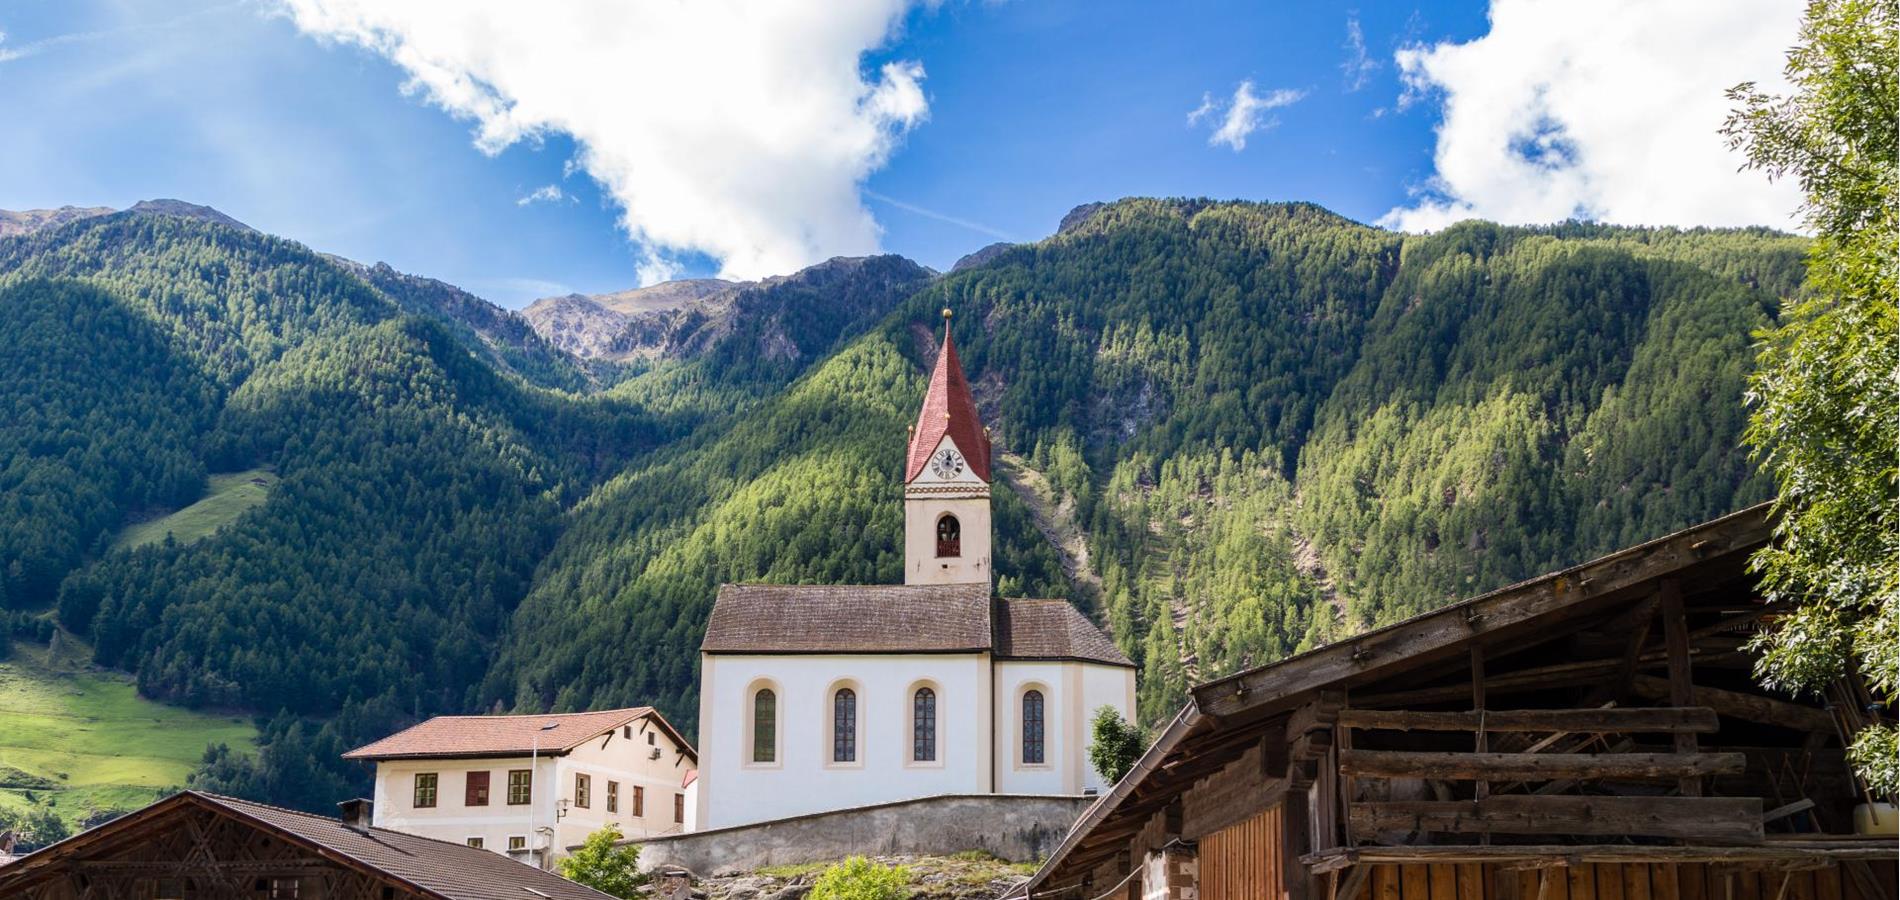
[903,309,992,587]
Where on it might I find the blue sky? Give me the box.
[0,1,1802,308]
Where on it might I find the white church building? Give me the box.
[695,313,1136,829]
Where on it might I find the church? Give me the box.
[694,312,1136,829]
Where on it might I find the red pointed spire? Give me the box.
[905,308,991,483]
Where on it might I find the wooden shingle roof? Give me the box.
[702,584,1130,666]
[994,599,1135,667]
[701,583,994,654]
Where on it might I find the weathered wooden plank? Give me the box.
[1458,864,1484,900]
[1336,708,1720,734]
[1340,750,1747,781]
[1405,865,1432,900]
[1570,864,1597,900]
[1377,864,1401,900]
[1654,864,1682,900]
[1660,580,1702,796]
[1601,865,1625,900]
[1626,860,1654,900]
[1433,864,1460,900]
[1628,677,1834,732]
[1347,796,1766,843]
[1195,508,1773,719]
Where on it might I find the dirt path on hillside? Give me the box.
[992,452,1103,600]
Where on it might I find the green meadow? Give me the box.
[113,468,278,551]
[0,636,256,830]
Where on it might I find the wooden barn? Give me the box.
[0,791,616,900]
[1020,505,1897,900]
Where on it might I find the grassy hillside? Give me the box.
[0,636,254,831]
[113,469,278,551]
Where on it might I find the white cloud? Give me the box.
[1193,81,1305,152]
[278,0,931,283]
[1341,14,1376,92]
[515,184,566,206]
[1382,0,1806,232]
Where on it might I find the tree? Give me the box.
[1087,705,1145,786]
[809,857,911,900]
[557,825,647,899]
[1724,0,1898,795]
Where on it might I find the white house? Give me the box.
[343,707,697,868]
[696,311,1137,829]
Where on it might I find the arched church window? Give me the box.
[832,688,858,762]
[936,515,961,558]
[751,689,776,763]
[913,687,937,762]
[1022,690,1045,764]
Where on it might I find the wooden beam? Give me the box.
[1660,579,1702,796]
[1303,843,1894,869]
[1195,508,1773,720]
[1348,796,1765,843]
[1337,708,1720,734]
[1628,677,1835,732]
[1339,749,1746,781]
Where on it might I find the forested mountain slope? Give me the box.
[0,197,1805,818]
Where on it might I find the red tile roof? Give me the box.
[343,707,693,761]
[905,312,991,483]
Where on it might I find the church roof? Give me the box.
[993,599,1135,667]
[703,583,994,654]
[701,584,1132,667]
[905,313,992,483]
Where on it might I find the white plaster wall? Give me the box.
[700,653,992,828]
[372,755,559,860]
[992,661,1136,796]
[369,720,699,865]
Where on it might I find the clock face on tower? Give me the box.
[930,447,965,479]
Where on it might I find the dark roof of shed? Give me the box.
[1024,503,1784,897]
[0,791,616,900]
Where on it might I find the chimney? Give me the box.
[337,798,374,830]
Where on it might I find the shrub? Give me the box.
[809,856,911,900]
[557,825,646,899]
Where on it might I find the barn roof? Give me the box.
[1023,503,1826,897]
[0,792,617,900]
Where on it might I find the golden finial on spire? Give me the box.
[942,307,953,320]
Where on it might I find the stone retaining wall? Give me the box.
[627,794,1094,876]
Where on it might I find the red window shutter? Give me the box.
[633,785,644,817]
[465,771,490,807]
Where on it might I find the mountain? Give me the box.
[0,196,1805,818]
[523,277,744,359]
[0,206,115,238]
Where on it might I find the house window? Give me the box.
[260,877,300,899]
[647,731,656,745]
[1023,690,1046,765]
[466,837,484,849]
[607,781,619,814]
[752,688,777,763]
[674,793,685,824]
[633,785,645,817]
[413,773,438,808]
[507,769,532,805]
[936,514,961,557]
[913,687,937,762]
[575,773,591,809]
[832,688,857,762]
[465,771,490,807]
[508,835,527,852]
